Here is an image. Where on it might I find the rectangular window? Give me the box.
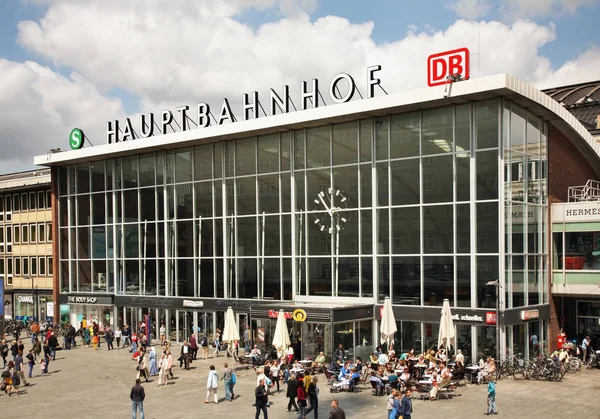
[23,257,29,276]
[5,195,11,212]
[31,257,37,275]
[47,222,53,242]
[13,194,19,212]
[21,224,28,243]
[0,259,4,275]
[39,224,45,243]
[29,192,37,210]
[30,225,37,243]
[48,256,53,275]
[0,226,3,243]
[7,257,12,274]
[6,226,12,243]
[0,195,3,222]
[6,275,12,286]
[39,256,46,276]
[14,257,21,276]
[46,191,51,209]
[14,225,20,244]
[21,193,28,211]
[38,191,45,209]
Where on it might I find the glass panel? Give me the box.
[258,175,279,214]
[422,155,453,203]
[375,117,389,160]
[359,164,372,208]
[262,215,281,256]
[76,163,90,194]
[476,150,499,200]
[377,162,389,206]
[90,161,105,192]
[391,256,420,305]
[139,153,155,187]
[236,138,257,176]
[377,209,389,254]
[237,258,257,298]
[456,153,470,202]
[423,256,453,306]
[124,224,139,258]
[359,118,372,162]
[361,256,373,297]
[306,126,330,168]
[457,204,470,253]
[360,210,372,254]
[423,205,453,254]
[477,256,499,308]
[294,130,305,170]
[477,326,496,361]
[175,183,193,219]
[122,156,138,189]
[214,142,223,179]
[422,107,453,155]
[308,212,330,256]
[258,134,279,174]
[391,159,420,205]
[476,99,499,149]
[526,114,541,157]
[456,104,471,152]
[510,105,527,151]
[194,144,213,181]
[390,111,420,158]
[263,258,281,299]
[281,173,291,213]
[139,188,156,221]
[477,202,498,253]
[391,207,420,254]
[123,189,138,222]
[237,217,257,257]
[337,257,359,297]
[456,256,470,307]
[397,321,422,354]
[281,132,291,172]
[295,172,305,211]
[91,193,105,225]
[175,149,193,183]
[332,121,358,165]
[237,177,256,215]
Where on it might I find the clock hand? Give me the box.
[318,193,333,217]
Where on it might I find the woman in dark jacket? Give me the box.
[286,374,299,413]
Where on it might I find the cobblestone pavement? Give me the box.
[1,336,599,418]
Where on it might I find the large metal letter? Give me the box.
[242,91,259,121]
[218,98,235,125]
[197,103,211,128]
[140,113,155,138]
[367,65,382,98]
[161,109,174,134]
[177,105,189,131]
[122,117,135,141]
[107,120,119,144]
[270,85,290,115]
[329,73,356,104]
[300,79,319,110]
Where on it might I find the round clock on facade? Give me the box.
[313,187,351,233]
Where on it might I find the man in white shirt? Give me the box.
[581,336,590,362]
[455,349,465,365]
[180,341,190,370]
[251,345,261,365]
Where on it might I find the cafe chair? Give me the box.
[370,381,384,396]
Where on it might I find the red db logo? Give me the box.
[427,48,470,87]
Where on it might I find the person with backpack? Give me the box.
[13,351,29,387]
[221,362,234,402]
[26,349,35,378]
[305,376,319,419]
[200,335,209,360]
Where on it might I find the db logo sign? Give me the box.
[427,47,470,87]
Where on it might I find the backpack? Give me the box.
[200,337,207,346]
[231,372,237,385]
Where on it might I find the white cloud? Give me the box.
[499,0,599,20]
[447,0,492,20]
[537,46,600,88]
[0,1,598,172]
[0,59,124,173]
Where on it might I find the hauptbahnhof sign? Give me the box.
[106,66,383,144]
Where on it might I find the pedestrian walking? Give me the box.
[136,350,150,382]
[31,321,40,344]
[286,374,299,413]
[10,340,18,361]
[221,362,233,402]
[201,335,209,359]
[93,322,100,348]
[48,333,58,359]
[84,326,91,347]
[180,341,190,370]
[115,327,122,349]
[130,378,146,419]
[400,390,412,419]
[123,324,132,348]
[329,400,346,419]
[149,347,158,376]
[255,378,269,419]
[166,350,174,378]
[13,351,29,387]
[157,353,169,386]
[105,326,114,350]
[205,365,219,404]
[305,376,319,418]
[131,333,138,353]
[26,349,35,378]
[32,339,42,361]
[212,329,221,358]
[0,339,8,367]
[485,380,498,415]
[243,326,251,353]
[159,324,166,344]
[297,378,307,418]
[190,334,198,361]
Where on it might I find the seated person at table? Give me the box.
[429,380,439,401]
[454,349,465,365]
[386,371,399,387]
[388,345,396,360]
[435,348,446,362]
[369,371,384,391]
[312,351,326,368]
[439,369,452,387]
[375,346,383,356]
[378,351,389,366]
[250,345,261,364]
[425,350,436,363]
[292,359,302,370]
[350,368,361,386]
[452,360,465,379]
[355,357,363,372]
[333,374,351,391]
[477,357,495,383]
[416,354,426,365]
[400,370,411,382]
[338,362,350,381]
[370,353,379,369]
[329,359,342,373]
[429,371,442,383]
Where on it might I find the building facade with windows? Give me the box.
[34,74,600,363]
[0,169,54,322]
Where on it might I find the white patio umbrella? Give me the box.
[272,309,291,356]
[380,297,397,347]
[438,299,456,355]
[222,306,240,343]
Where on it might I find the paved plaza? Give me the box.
[1,337,599,418]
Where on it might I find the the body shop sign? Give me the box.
[521,309,540,321]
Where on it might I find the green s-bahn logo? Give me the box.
[69,128,85,150]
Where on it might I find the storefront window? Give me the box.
[476,325,497,362]
[396,321,422,354]
[554,231,600,270]
[457,324,472,364]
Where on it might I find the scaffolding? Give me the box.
[568,179,600,202]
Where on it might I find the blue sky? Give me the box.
[0,0,599,173]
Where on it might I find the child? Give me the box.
[40,358,47,375]
[93,334,99,350]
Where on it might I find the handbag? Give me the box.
[136,365,140,371]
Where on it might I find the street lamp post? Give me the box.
[486,279,500,362]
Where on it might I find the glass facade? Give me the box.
[56,98,549,358]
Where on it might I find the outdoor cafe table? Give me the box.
[299,360,312,364]
[291,367,304,373]
[466,365,480,383]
